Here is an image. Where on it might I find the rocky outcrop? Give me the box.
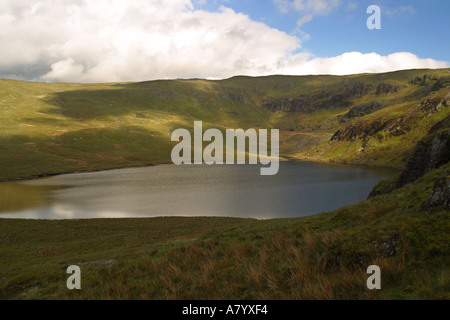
[420,94,450,113]
[428,114,450,134]
[369,129,450,198]
[345,100,384,118]
[443,93,450,107]
[331,97,447,143]
[341,81,375,97]
[397,130,450,187]
[262,96,323,113]
[409,74,433,85]
[262,81,375,114]
[372,235,399,259]
[409,76,424,85]
[431,76,450,91]
[331,120,383,141]
[376,81,408,95]
[421,177,450,211]
[331,116,415,142]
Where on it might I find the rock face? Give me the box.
[345,100,384,118]
[440,93,450,108]
[330,114,418,142]
[331,120,383,141]
[420,93,450,114]
[432,76,450,91]
[376,81,408,95]
[421,177,450,211]
[262,81,375,114]
[409,74,433,85]
[331,99,443,143]
[397,130,450,188]
[369,129,450,198]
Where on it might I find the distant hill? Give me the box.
[0,68,449,180]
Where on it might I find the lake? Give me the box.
[0,161,397,220]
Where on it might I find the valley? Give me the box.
[1,68,449,181]
[0,69,449,300]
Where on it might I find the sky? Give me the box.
[0,0,448,83]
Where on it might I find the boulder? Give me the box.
[421,177,450,211]
[397,130,450,187]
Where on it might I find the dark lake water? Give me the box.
[0,162,397,220]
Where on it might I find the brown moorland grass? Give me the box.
[0,162,448,300]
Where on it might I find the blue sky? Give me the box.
[0,0,448,82]
[195,0,450,62]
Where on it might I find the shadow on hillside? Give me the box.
[38,80,230,122]
[0,126,176,181]
[40,84,176,120]
[37,80,271,129]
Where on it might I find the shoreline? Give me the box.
[0,162,159,183]
[0,156,401,184]
[283,155,404,171]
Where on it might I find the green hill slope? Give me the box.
[0,69,449,300]
[0,161,448,299]
[0,68,449,180]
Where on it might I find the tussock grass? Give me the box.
[1,69,449,300]
[1,164,449,300]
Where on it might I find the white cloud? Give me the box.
[0,0,300,82]
[297,14,313,28]
[279,52,448,76]
[293,14,313,40]
[274,0,341,15]
[0,0,447,82]
[384,5,416,17]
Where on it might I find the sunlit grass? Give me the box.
[1,68,449,180]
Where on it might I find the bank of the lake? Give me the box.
[0,162,449,300]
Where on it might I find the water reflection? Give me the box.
[0,162,397,220]
[0,182,63,214]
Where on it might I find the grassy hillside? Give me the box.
[0,162,448,299]
[1,69,449,300]
[1,68,449,180]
